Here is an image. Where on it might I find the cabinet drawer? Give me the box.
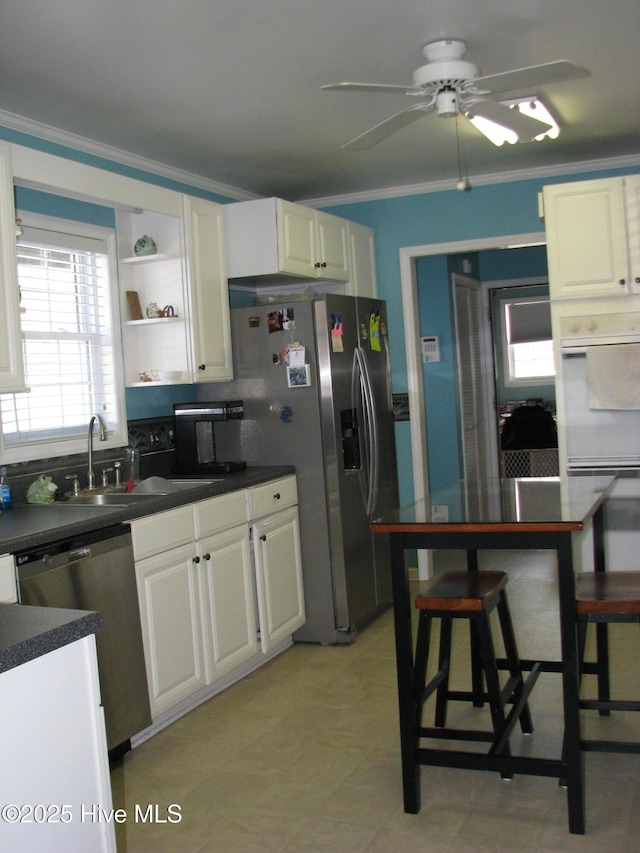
[194,490,247,539]
[130,505,195,560]
[247,476,297,520]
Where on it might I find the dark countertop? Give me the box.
[0,465,295,554]
[0,465,294,676]
[0,603,103,674]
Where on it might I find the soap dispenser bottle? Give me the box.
[0,467,13,510]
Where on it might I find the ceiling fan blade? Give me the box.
[464,98,552,140]
[341,106,428,150]
[473,60,590,95]
[321,82,426,96]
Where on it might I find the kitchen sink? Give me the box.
[61,477,224,506]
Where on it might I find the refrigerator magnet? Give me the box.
[287,365,311,387]
[331,313,344,352]
[289,346,306,367]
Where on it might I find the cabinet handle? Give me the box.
[321,262,327,268]
[198,364,206,371]
[260,534,267,542]
[619,279,627,286]
[635,277,640,284]
[203,553,211,560]
[274,492,281,500]
[192,555,200,564]
[314,262,321,268]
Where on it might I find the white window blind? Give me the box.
[501,294,555,385]
[1,224,119,447]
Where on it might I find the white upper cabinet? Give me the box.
[0,142,26,392]
[224,197,349,281]
[543,176,640,300]
[182,195,233,382]
[345,220,377,298]
[117,197,232,386]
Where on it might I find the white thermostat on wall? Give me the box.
[421,335,440,363]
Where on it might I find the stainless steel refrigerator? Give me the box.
[207,293,399,644]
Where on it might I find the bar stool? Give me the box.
[414,570,534,766]
[576,571,640,754]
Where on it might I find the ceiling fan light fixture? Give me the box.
[468,115,518,146]
[504,97,559,140]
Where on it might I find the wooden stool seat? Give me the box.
[415,570,508,612]
[575,570,640,754]
[413,570,534,777]
[576,571,640,615]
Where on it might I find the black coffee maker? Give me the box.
[173,401,247,475]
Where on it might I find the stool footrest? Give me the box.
[419,726,495,743]
[580,698,640,712]
[581,739,640,754]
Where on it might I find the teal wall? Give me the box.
[5,123,640,499]
[324,167,640,504]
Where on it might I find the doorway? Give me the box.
[399,231,546,578]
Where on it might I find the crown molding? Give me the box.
[2,109,639,210]
[0,109,261,202]
[302,153,640,208]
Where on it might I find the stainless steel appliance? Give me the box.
[15,526,152,752]
[173,400,247,475]
[557,309,640,569]
[208,294,399,644]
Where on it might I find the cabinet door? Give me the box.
[624,175,640,294]
[0,553,16,603]
[544,178,629,299]
[278,199,317,277]
[199,524,258,681]
[316,210,350,281]
[183,195,233,381]
[0,142,25,391]
[252,506,305,653]
[135,543,205,718]
[346,221,377,297]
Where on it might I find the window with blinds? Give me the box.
[0,219,126,458]
[502,295,555,384]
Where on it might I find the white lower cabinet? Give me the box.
[194,491,258,681]
[134,541,205,718]
[252,505,305,652]
[248,476,305,653]
[131,479,303,724]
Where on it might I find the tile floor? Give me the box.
[111,550,640,851]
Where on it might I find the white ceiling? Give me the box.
[1,0,639,203]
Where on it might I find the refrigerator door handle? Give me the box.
[353,347,379,517]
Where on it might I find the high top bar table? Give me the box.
[371,475,615,835]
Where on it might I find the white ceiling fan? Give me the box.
[321,39,590,150]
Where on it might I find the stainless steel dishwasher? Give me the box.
[15,525,152,753]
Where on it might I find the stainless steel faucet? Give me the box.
[87,414,107,490]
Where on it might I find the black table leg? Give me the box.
[466,550,484,707]
[389,532,420,813]
[592,503,611,712]
[557,531,585,835]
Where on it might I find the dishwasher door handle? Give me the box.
[69,546,92,561]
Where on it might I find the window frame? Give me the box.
[0,211,128,463]
[500,294,555,388]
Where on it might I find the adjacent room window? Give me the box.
[502,295,555,385]
[0,215,127,461]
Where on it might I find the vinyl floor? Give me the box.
[111,549,640,851]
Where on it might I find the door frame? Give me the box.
[399,232,546,578]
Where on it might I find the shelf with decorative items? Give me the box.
[116,196,233,387]
[120,252,174,265]
[117,208,190,387]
